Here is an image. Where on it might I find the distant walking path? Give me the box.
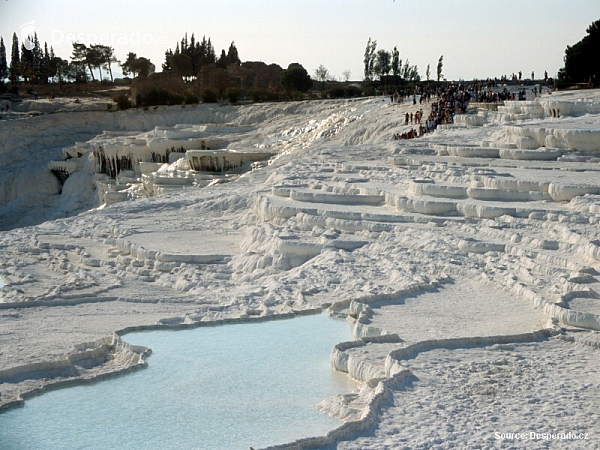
[391,83,469,140]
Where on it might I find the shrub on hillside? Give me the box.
[201,88,218,103]
[327,85,362,98]
[113,94,132,110]
[249,88,281,103]
[289,90,304,101]
[143,88,184,106]
[184,91,199,104]
[329,86,346,98]
[346,85,362,97]
[249,88,262,103]
[226,88,240,104]
[281,63,312,92]
[114,77,132,86]
[362,85,376,96]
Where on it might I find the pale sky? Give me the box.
[1,0,599,81]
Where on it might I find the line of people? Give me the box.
[426,83,469,127]
[393,121,435,140]
[389,76,559,142]
[392,83,473,141]
[389,87,435,105]
[403,110,424,125]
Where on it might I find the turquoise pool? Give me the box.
[0,313,355,450]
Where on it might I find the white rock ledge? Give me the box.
[0,335,149,412]
[0,308,325,412]
[265,329,557,450]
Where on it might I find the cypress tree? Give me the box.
[181,32,188,54]
[20,42,33,83]
[0,37,8,81]
[216,49,227,69]
[43,42,50,83]
[363,38,377,82]
[391,46,400,83]
[162,49,173,71]
[207,38,216,64]
[9,33,20,83]
[32,33,43,83]
[188,34,199,75]
[226,42,240,66]
[199,36,208,67]
[560,19,600,84]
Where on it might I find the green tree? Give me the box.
[408,65,420,82]
[560,19,600,84]
[314,64,329,90]
[0,37,7,81]
[121,52,138,77]
[20,43,33,83]
[171,52,193,79]
[204,36,216,65]
[402,60,410,80]
[98,45,117,82]
[196,37,208,67]
[67,60,88,90]
[50,56,69,89]
[9,33,20,83]
[41,42,51,84]
[400,60,420,82]
[162,48,173,72]
[216,49,228,69]
[375,49,391,81]
[133,57,155,77]
[187,34,198,74]
[437,55,444,82]
[88,44,105,81]
[426,63,431,82]
[181,32,189,54]
[29,33,44,83]
[165,33,230,77]
[342,69,351,82]
[121,53,154,78]
[363,37,377,81]
[226,41,240,66]
[391,46,400,80]
[71,42,92,81]
[281,63,312,92]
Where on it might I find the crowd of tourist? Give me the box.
[393,105,436,139]
[472,86,545,103]
[392,83,474,140]
[390,76,552,141]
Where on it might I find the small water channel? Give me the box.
[0,313,356,450]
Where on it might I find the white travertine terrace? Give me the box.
[1,90,600,449]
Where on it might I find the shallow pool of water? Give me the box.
[0,313,356,450]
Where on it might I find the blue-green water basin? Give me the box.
[0,313,355,450]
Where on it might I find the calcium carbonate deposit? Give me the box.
[0,313,356,450]
[1,88,600,449]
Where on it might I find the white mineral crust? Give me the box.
[1,89,600,448]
